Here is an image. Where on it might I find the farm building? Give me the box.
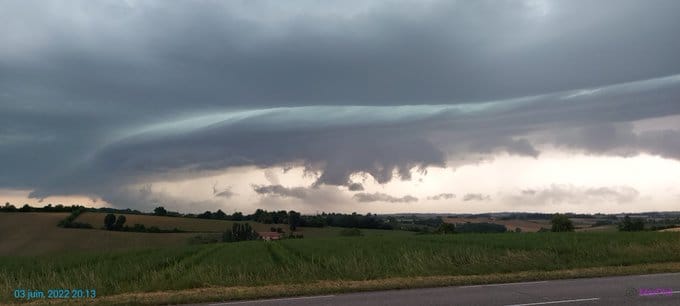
[258,231,282,241]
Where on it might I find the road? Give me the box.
[186,272,680,306]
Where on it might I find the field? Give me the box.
[75,212,284,232]
[75,212,407,238]
[0,213,408,256]
[660,227,680,232]
[2,231,680,305]
[0,213,198,256]
[443,217,552,232]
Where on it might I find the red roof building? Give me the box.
[258,231,282,241]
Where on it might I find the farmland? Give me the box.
[0,212,410,256]
[0,213,198,256]
[2,231,680,305]
[75,212,284,232]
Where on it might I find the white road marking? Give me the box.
[209,295,335,305]
[461,281,548,288]
[639,290,680,296]
[504,297,600,306]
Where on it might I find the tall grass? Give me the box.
[1,232,679,302]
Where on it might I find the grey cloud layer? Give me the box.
[353,192,418,203]
[511,185,640,205]
[1,1,680,208]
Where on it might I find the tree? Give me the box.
[435,223,457,234]
[551,214,574,232]
[619,215,645,231]
[153,206,167,216]
[197,211,213,219]
[288,210,301,231]
[223,223,259,242]
[104,213,116,230]
[214,209,227,220]
[114,215,127,230]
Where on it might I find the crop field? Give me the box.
[0,213,201,256]
[75,212,408,238]
[75,212,284,232]
[0,213,409,256]
[1,232,680,305]
[443,217,552,232]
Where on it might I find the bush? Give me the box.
[551,214,574,232]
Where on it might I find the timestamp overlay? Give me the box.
[12,288,97,301]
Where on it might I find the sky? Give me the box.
[1,0,679,214]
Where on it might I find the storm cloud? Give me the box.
[1,0,679,209]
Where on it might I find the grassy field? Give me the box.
[1,232,680,305]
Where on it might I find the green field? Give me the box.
[2,232,680,305]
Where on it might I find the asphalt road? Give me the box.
[186,272,680,306]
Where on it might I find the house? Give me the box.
[258,231,282,241]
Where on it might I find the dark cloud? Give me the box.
[463,194,491,201]
[0,1,679,208]
[538,122,680,159]
[426,193,456,200]
[353,192,418,203]
[252,184,308,199]
[212,183,235,199]
[347,183,365,191]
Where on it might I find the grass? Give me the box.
[1,232,680,305]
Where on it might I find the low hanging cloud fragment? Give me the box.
[426,193,456,200]
[212,183,235,198]
[463,193,491,201]
[252,184,309,199]
[353,192,418,203]
[347,183,365,191]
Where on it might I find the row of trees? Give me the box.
[104,214,127,231]
[2,203,86,213]
[57,208,93,229]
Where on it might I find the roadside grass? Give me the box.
[2,232,680,305]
